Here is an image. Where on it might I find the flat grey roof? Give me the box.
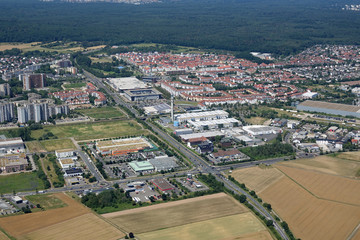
[298,100,360,113]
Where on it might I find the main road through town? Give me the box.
[82,70,289,240]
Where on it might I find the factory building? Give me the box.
[0,137,25,154]
[242,125,281,136]
[187,118,240,130]
[175,110,228,123]
[297,100,360,118]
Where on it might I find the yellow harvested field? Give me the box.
[336,151,360,161]
[0,193,90,238]
[260,176,360,240]
[0,42,41,51]
[104,193,248,234]
[23,213,124,240]
[230,166,284,193]
[137,213,272,240]
[278,155,360,178]
[277,165,360,206]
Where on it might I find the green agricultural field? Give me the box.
[25,194,67,210]
[137,213,271,240]
[63,82,86,89]
[77,107,124,119]
[31,120,145,141]
[0,173,44,194]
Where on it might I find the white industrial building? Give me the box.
[55,149,75,159]
[179,130,225,141]
[242,125,281,136]
[175,110,228,123]
[187,118,240,130]
[108,77,148,91]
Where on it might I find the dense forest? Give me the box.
[0,0,360,55]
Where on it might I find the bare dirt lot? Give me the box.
[103,193,248,234]
[0,193,90,239]
[23,213,124,240]
[230,166,284,193]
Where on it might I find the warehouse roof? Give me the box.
[175,110,228,119]
[188,118,239,127]
[148,156,178,171]
[298,100,360,113]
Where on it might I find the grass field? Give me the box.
[63,82,86,89]
[103,193,248,234]
[230,165,284,193]
[245,117,267,125]
[26,139,76,153]
[77,107,124,119]
[0,42,105,53]
[278,154,360,178]
[137,213,272,240]
[23,213,123,240]
[335,151,360,161]
[0,193,90,239]
[30,120,145,141]
[277,165,360,206]
[260,175,360,240]
[0,173,44,194]
[25,194,67,210]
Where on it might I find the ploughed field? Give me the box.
[231,151,360,240]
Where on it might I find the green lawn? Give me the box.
[63,82,86,89]
[77,107,124,119]
[0,173,44,194]
[31,120,146,141]
[25,194,67,210]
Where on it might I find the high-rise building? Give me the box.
[16,100,69,124]
[22,74,46,90]
[0,84,11,97]
[0,102,14,123]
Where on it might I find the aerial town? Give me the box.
[0,42,359,240]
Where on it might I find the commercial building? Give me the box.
[297,100,360,118]
[108,77,148,91]
[187,118,240,130]
[96,137,153,156]
[64,168,83,177]
[0,101,14,123]
[143,103,171,115]
[58,158,75,169]
[21,73,46,90]
[55,149,75,159]
[0,153,28,173]
[179,131,225,142]
[175,110,228,123]
[152,178,174,192]
[123,88,162,101]
[128,161,154,173]
[148,156,178,172]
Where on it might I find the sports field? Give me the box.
[23,213,123,240]
[26,139,76,153]
[77,107,125,119]
[230,165,284,193]
[137,213,272,240]
[0,172,44,194]
[31,120,145,141]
